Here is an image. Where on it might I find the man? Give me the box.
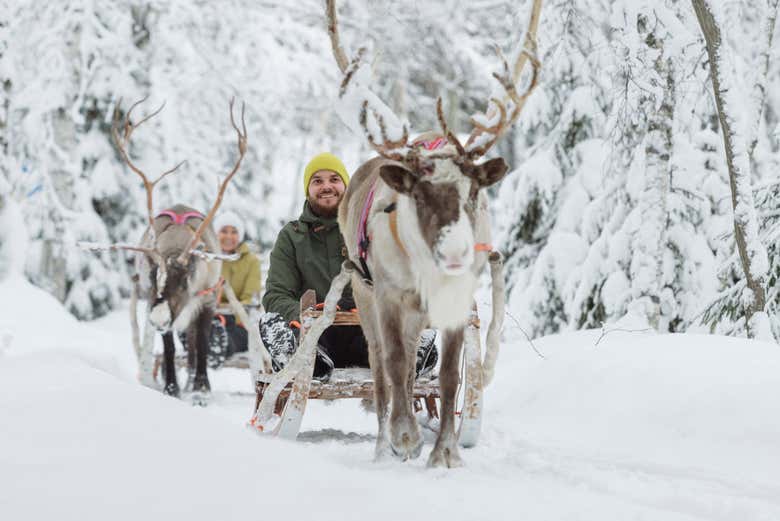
[261,152,437,381]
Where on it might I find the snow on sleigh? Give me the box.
[248,253,505,448]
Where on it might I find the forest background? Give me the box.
[2,0,779,342]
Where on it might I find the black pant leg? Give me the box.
[317,325,369,368]
[224,315,248,355]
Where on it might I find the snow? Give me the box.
[2,276,780,520]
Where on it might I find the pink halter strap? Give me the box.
[413,136,447,150]
[156,209,204,225]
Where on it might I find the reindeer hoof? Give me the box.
[427,446,463,469]
[390,414,423,461]
[192,376,211,393]
[163,382,180,398]
[390,431,423,461]
[191,390,211,407]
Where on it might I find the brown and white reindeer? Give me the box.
[327,0,542,466]
[85,97,251,400]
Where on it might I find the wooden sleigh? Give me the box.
[248,254,505,448]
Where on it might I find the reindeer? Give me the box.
[326,0,542,466]
[88,97,249,399]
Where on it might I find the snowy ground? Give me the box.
[2,276,780,521]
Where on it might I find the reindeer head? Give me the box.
[379,143,508,275]
[144,209,226,332]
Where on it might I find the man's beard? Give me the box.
[308,192,344,218]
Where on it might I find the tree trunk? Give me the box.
[691,0,769,338]
[632,13,674,330]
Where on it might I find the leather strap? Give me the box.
[387,195,408,258]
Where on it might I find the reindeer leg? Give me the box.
[427,326,464,468]
[370,345,392,461]
[352,282,392,460]
[162,332,180,397]
[191,307,213,402]
[379,305,422,461]
[360,314,390,460]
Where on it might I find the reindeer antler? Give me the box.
[359,101,410,162]
[112,97,186,228]
[464,0,542,159]
[179,98,248,263]
[78,241,163,265]
[326,0,411,162]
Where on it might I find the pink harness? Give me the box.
[413,136,447,150]
[156,209,204,226]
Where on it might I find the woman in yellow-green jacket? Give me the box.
[213,211,261,358]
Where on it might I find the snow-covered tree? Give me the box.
[692,0,773,340]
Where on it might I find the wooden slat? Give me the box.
[302,309,362,325]
[256,373,440,400]
[155,353,251,370]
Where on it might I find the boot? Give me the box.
[207,316,229,369]
[259,312,334,381]
[416,329,438,378]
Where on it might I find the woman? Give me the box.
[213,210,261,359]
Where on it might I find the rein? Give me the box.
[197,276,225,300]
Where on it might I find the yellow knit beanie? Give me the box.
[303,153,349,196]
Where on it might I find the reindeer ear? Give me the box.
[379,163,418,195]
[470,157,509,187]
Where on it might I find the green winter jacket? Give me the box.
[262,201,353,324]
[219,242,262,306]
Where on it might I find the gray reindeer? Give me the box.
[87,98,248,401]
[327,0,541,466]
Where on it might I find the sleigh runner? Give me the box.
[249,252,504,448]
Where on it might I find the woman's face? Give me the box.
[218,225,240,253]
